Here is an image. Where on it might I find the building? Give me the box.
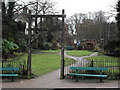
[79,39,97,50]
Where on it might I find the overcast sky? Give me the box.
[51,0,118,19]
[15,0,118,21]
[19,0,118,17]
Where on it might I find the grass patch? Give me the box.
[18,50,75,76]
[84,56,119,67]
[32,54,60,76]
[2,50,76,77]
[40,50,61,53]
[67,50,95,57]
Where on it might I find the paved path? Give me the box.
[63,51,91,74]
[63,51,98,67]
[2,51,119,88]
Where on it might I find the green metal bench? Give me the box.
[68,67,108,82]
[0,67,19,81]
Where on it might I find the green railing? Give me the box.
[65,58,120,80]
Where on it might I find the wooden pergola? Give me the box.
[27,9,66,79]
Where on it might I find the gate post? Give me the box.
[60,9,65,79]
[27,10,32,78]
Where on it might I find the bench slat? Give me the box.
[0,74,19,76]
[70,67,108,71]
[0,67,19,70]
[68,73,107,77]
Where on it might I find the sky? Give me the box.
[6,0,118,21]
[18,0,118,17]
[51,0,118,20]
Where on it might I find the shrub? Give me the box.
[43,41,53,50]
[16,38,28,52]
[104,40,120,57]
[2,39,19,60]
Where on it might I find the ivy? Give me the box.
[2,39,19,53]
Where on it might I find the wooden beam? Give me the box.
[31,28,62,31]
[31,15,66,18]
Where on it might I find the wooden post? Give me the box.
[76,69,78,82]
[60,9,65,79]
[100,70,102,82]
[35,2,39,48]
[91,59,94,74]
[35,2,38,33]
[91,59,93,67]
[27,10,32,78]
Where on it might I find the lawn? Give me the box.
[67,50,95,57]
[84,56,119,67]
[40,50,61,53]
[17,50,75,76]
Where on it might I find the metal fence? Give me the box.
[64,58,120,80]
[2,59,27,78]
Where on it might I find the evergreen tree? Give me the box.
[2,1,17,41]
[2,1,27,60]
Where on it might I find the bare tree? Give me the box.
[67,11,118,48]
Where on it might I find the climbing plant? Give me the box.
[2,39,19,60]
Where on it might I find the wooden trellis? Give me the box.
[27,9,66,79]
